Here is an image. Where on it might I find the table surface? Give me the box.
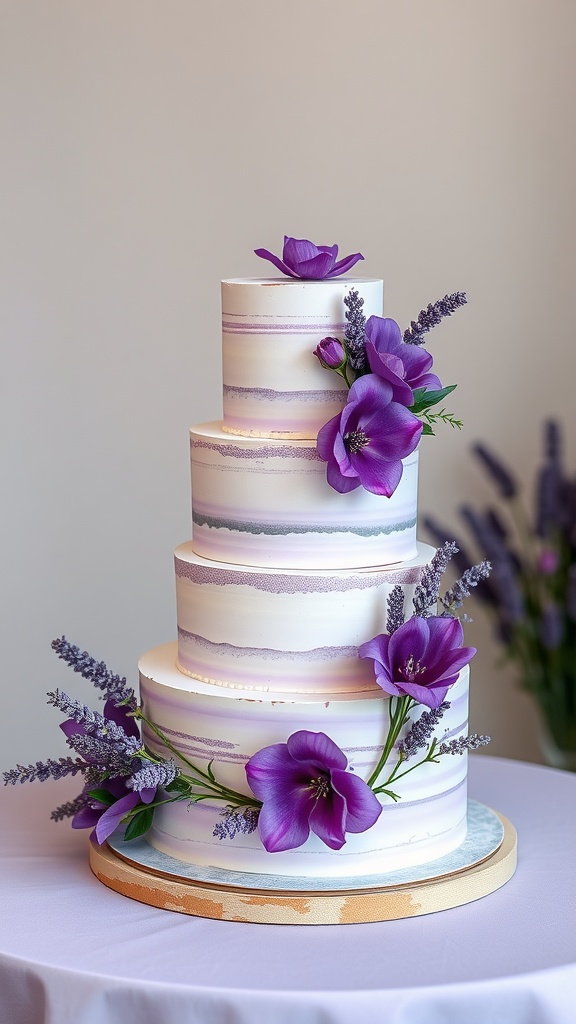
[1,756,576,1024]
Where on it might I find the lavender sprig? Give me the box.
[412,540,459,617]
[472,444,517,500]
[403,292,467,346]
[128,760,178,793]
[397,702,450,760]
[47,689,142,754]
[440,560,492,616]
[65,733,138,778]
[386,586,406,635]
[213,806,260,841]
[343,288,368,374]
[3,756,87,786]
[50,793,92,822]
[51,636,136,708]
[438,734,491,755]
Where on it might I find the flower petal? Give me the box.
[94,791,141,844]
[331,769,382,833]
[327,252,364,277]
[287,730,348,771]
[257,787,314,853]
[295,251,336,279]
[253,248,298,278]
[309,790,347,849]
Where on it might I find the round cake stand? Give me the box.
[89,801,517,924]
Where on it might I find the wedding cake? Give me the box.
[135,237,479,879]
[6,238,490,904]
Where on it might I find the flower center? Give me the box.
[400,654,426,684]
[310,774,331,798]
[344,429,370,454]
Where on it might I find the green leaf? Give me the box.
[86,787,116,807]
[165,776,191,795]
[410,384,457,414]
[420,422,435,436]
[123,806,154,842]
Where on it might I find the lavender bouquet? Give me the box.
[425,421,576,767]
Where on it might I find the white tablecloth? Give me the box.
[1,756,575,1024]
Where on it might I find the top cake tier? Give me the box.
[221,277,383,439]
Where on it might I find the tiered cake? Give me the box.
[137,263,471,879]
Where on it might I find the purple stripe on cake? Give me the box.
[222,385,347,404]
[222,320,346,335]
[192,510,416,539]
[178,626,359,661]
[174,558,425,592]
[190,438,321,461]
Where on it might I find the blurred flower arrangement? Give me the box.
[425,421,576,768]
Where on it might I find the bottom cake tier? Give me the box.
[138,644,470,879]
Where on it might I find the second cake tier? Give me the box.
[175,541,434,695]
[190,423,419,570]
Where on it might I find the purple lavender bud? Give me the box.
[472,444,517,499]
[538,548,559,575]
[544,420,562,460]
[314,337,346,371]
[343,289,368,374]
[403,292,467,346]
[438,734,490,755]
[541,603,564,650]
[535,461,562,538]
[51,637,136,708]
[386,586,406,635]
[213,806,260,841]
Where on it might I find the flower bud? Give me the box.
[314,337,346,370]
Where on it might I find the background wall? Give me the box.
[2,0,575,773]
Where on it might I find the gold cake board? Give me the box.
[89,811,517,925]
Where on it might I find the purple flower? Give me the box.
[365,316,442,406]
[254,236,364,280]
[314,336,346,370]
[316,374,422,496]
[71,778,156,843]
[245,730,381,853]
[359,616,476,709]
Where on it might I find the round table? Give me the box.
[1,756,575,1024]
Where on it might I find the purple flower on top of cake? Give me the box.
[316,374,422,496]
[245,730,381,853]
[254,236,364,280]
[359,615,476,710]
[364,316,443,407]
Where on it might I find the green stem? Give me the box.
[367,695,414,789]
[136,712,260,809]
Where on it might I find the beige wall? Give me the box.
[2,0,575,771]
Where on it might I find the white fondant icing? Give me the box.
[140,644,469,878]
[174,542,435,694]
[221,277,383,438]
[190,424,418,570]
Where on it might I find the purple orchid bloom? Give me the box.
[255,236,364,280]
[359,616,476,709]
[364,316,443,406]
[245,730,381,853]
[316,374,423,496]
[71,778,156,843]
